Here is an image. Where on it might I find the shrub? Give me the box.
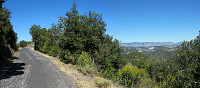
[117,64,148,87]
[139,78,158,88]
[59,49,72,63]
[100,57,115,79]
[159,73,176,88]
[76,52,97,75]
[77,52,92,66]
[94,77,112,88]
[76,64,97,75]
[18,40,28,47]
[41,44,48,53]
[48,46,58,57]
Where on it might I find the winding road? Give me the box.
[0,48,79,88]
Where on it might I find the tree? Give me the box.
[29,25,41,50]
[58,2,80,55]
[29,25,48,52]
[57,3,123,71]
[29,2,124,80]
[18,40,27,47]
[173,38,200,87]
[0,0,18,68]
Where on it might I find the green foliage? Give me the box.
[147,57,178,88]
[27,2,200,88]
[59,50,73,63]
[18,40,28,47]
[100,57,115,78]
[159,73,176,88]
[123,51,150,70]
[76,52,97,75]
[41,44,48,54]
[53,3,123,79]
[29,25,48,51]
[117,64,148,87]
[139,78,158,88]
[0,6,18,49]
[173,39,200,87]
[29,3,123,73]
[27,41,32,45]
[18,40,32,48]
[47,46,58,57]
[77,52,92,66]
[0,1,18,68]
[146,36,200,88]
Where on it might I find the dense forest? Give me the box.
[0,1,18,68]
[29,3,200,88]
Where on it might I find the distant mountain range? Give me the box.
[120,42,181,47]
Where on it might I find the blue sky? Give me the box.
[3,0,200,43]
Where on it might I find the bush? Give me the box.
[18,40,28,47]
[76,52,97,75]
[77,52,92,66]
[76,64,97,75]
[123,51,150,70]
[139,78,158,88]
[159,73,176,88]
[48,46,58,57]
[41,44,48,53]
[117,64,148,87]
[94,77,112,88]
[100,57,115,79]
[59,49,73,64]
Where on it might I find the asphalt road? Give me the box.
[0,48,79,88]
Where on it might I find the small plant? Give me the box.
[77,51,92,66]
[76,63,97,75]
[159,73,176,88]
[117,63,147,87]
[101,58,115,79]
[59,50,74,63]
[76,52,97,75]
[94,77,112,88]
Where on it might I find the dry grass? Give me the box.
[31,48,124,88]
[94,77,112,88]
[13,49,20,57]
[10,47,22,62]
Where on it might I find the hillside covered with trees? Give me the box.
[29,3,199,88]
[122,46,178,59]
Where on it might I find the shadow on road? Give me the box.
[0,57,25,80]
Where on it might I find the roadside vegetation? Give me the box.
[0,1,18,69]
[18,40,32,48]
[29,2,200,88]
